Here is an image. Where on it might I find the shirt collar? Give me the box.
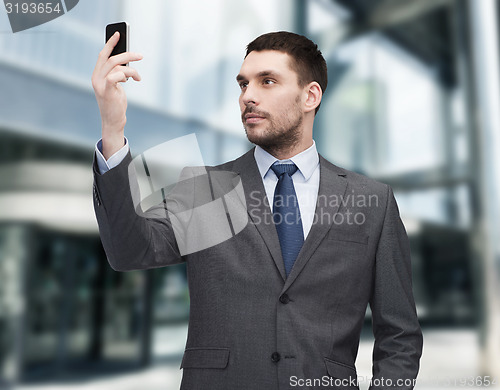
[254,140,319,181]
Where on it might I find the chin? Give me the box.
[245,126,270,145]
[247,134,278,149]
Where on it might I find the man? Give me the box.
[91,31,423,389]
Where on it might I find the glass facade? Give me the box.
[1,0,500,386]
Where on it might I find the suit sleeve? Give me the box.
[368,184,423,389]
[92,150,185,271]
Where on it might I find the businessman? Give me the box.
[91,31,423,389]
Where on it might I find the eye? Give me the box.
[264,79,276,85]
[239,81,248,90]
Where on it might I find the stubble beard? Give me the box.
[243,97,303,157]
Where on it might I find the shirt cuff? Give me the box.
[95,137,129,174]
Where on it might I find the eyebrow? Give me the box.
[236,70,281,82]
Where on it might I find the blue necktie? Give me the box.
[271,162,304,277]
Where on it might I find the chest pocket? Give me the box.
[327,227,369,245]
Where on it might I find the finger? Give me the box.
[93,32,120,78]
[116,65,141,81]
[100,52,143,79]
[107,66,142,85]
[96,31,120,69]
[106,70,128,85]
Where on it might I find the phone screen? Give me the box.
[105,22,129,64]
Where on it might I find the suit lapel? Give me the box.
[232,148,287,281]
[231,148,348,285]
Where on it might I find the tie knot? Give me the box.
[271,161,298,178]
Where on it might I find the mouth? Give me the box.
[244,113,266,124]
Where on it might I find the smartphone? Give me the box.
[105,21,129,66]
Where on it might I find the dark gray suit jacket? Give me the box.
[92,146,423,390]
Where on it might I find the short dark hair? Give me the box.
[245,31,328,114]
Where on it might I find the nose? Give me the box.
[241,83,258,106]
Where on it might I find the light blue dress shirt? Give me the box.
[95,138,130,174]
[253,142,320,240]
[95,139,320,239]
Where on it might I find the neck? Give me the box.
[262,138,313,160]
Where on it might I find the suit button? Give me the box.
[279,294,290,304]
[271,352,281,362]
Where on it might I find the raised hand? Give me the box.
[91,31,143,159]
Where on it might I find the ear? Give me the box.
[303,82,322,114]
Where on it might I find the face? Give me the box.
[237,50,305,151]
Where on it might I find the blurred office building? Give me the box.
[1,0,500,388]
